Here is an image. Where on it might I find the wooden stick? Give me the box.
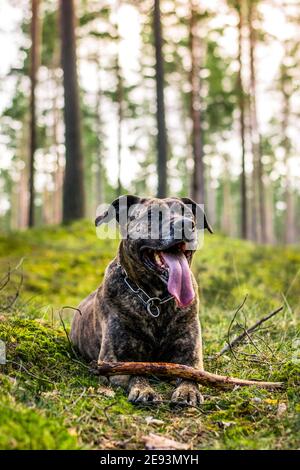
[218,305,284,356]
[97,361,284,390]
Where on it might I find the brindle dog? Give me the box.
[70,195,212,406]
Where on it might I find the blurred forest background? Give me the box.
[0,0,300,244]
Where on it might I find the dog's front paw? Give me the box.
[171,382,204,407]
[128,383,159,404]
[109,374,130,389]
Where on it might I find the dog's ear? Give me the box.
[180,197,213,233]
[95,195,141,227]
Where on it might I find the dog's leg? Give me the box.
[98,331,131,389]
[127,376,160,404]
[98,321,160,403]
[169,319,204,407]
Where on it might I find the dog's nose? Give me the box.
[173,217,195,240]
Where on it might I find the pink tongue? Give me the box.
[160,252,195,307]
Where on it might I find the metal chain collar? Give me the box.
[117,263,173,318]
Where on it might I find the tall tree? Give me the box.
[28,0,41,227]
[247,0,266,243]
[236,1,247,239]
[94,52,105,207]
[189,0,205,204]
[280,42,295,244]
[115,4,123,198]
[59,0,85,223]
[153,0,168,198]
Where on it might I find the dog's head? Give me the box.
[95,195,212,308]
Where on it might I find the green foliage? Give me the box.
[41,9,59,67]
[0,223,299,449]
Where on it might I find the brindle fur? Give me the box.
[70,197,210,405]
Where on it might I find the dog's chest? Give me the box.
[119,293,190,341]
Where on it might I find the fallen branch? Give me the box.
[97,361,284,390]
[218,305,284,357]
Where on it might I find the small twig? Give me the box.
[6,360,54,384]
[237,322,264,356]
[62,306,82,316]
[218,305,284,356]
[58,307,78,358]
[254,331,276,358]
[102,401,118,424]
[1,271,24,311]
[226,295,248,357]
[58,308,90,371]
[0,268,11,291]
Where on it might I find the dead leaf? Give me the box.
[276,402,287,418]
[142,432,189,450]
[41,389,59,398]
[145,416,164,426]
[217,421,235,429]
[97,386,115,398]
[68,427,77,436]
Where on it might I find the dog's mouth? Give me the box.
[141,242,195,308]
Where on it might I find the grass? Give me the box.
[0,221,299,449]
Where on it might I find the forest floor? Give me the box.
[0,221,299,450]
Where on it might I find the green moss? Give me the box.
[0,396,78,450]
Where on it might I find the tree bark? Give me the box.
[265,179,274,244]
[95,53,104,208]
[28,0,41,227]
[248,0,266,243]
[153,0,168,198]
[52,67,63,225]
[97,361,284,390]
[206,164,216,228]
[116,43,123,198]
[189,0,205,204]
[59,0,85,223]
[221,156,233,236]
[280,50,295,244]
[237,2,247,239]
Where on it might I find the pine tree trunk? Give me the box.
[281,57,295,244]
[190,0,205,204]
[28,0,41,227]
[237,2,247,239]
[51,66,63,225]
[221,156,233,236]
[207,164,216,227]
[95,52,104,208]
[153,0,168,198]
[248,0,266,243]
[265,179,275,244]
[59,0,85,223]
[116,54,123,197]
